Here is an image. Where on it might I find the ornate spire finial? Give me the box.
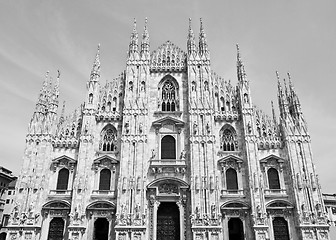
[187,18,196,55]
[54,69,60,98]
[91,44,101,79]
[129,18,139,58]
[141,17,150,58]
[271,101,277,123]
[199,18,209,57]
[236,43,242,63]
[59,101,65,123]
[236,44,248,85]
[133,18,137,31]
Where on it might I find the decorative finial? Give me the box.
[45,71,50,78]
[189,18,192,28]
[287,72,291,81]
[57,69,61,79]
[133,18,137,31]
[276,71,280,80]
[271,101,276,123]
[200,18,204,32]
[236,44,241,61]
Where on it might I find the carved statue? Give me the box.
[179,149,186,159]
[125,121,130,134]
[316,203,322,217]
[150,149,156,159]
[135,203,141,219]
[211,203,216,218]
[195,205,201,219]
[139,123,143,134]
[206,122,210,134]
[193,122,198,134]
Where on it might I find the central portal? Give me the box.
[94,218,109,240]
[157,202,180,240]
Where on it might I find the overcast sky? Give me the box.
[0,0,335,193]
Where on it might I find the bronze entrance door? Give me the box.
[157,202,180,240]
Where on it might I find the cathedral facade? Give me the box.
[6,19,330,240]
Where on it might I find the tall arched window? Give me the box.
[161,80,177,112]
[226,168,238,191]
[100,126,117,152]
[99,169,111,191]
[268,168,281,190]
[47,217,64,240]
[220,128,236,151]
[56,168,69,190]
[161,135,176,159]
[273,217,290,240]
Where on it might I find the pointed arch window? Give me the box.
[226,168,238,191]
[161,80,177,112]
[47,217,64,240]
[268,168,281,190]
[161,135,176,159]
[100,126,117,152]
[220,128,236,151]
[99,169,111,190]
[56,168,69,190]
[272,217,290,240]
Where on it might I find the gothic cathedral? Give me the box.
[6,19,330,240]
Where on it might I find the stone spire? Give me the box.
[187,18,197,55]
[198,18,209,58]
[90,44,101,81]
[236,44,248,86]
[128,18,139,59]
[35,71,50,114]
[141,18,150,59]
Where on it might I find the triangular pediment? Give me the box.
[93,155,119,164]
[218,154,243,164]
[152,116,184,128]
[52,155,76,164]
[260,154,284,163]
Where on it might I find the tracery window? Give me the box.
[161,80,177,112]
[56,168,69,190]
[220,128,236,151]
[161,135,176,159]
[268,168,281,190]
[99,169,111,190]
[272,217,290,240]
[100,126,117,152]
[47,217,64,240]
[226,168,238,191]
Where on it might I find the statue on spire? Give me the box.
[141,18,150,58]
[199,18,209,58]
[236,44,247,86]
[187,18,197,55]
[128,18,139,59]
[90,44,101,80]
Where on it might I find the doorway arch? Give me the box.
[273,217,290,240]
[94,218,109,240]
[47,217,64,240]
[157,202,180,240]
[228,218,244,240]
